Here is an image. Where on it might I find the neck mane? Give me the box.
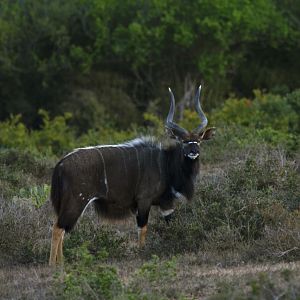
[165,143,199,200]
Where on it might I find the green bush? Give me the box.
[126,255,178,299]
[31,110,75,155]
[0,148,53,198]
[78,126,136,148]
[0,197,51,265]
[64,218,129,261]
[18,184,50,208]
[210,90,299,151]
[211,97,260,127]
[0,110,138,157]
[0,111,75,156]
[0,115,31,150]
[55,243,179,300]
[210,271,300,300]
[148,145,300,258]
[57,243,122,300]
[285,89,300,134]
[135,255,176,284]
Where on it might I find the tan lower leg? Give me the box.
[138,225,147,248]
[57,230,65,264]
[49,223,64,266]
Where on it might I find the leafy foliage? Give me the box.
[0,111,75,156]
[0,110,136,157]
[59,243,122,300]
[210,90,299,151]
[55,243,178,299]
[0,0,299,131]
[210,271,300,300]
[18,184,50,208]
[148,145,300,258]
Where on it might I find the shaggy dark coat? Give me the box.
[51,138,199,232]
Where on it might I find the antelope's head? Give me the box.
[165,85,215,160]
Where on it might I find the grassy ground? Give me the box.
[1,254,299,299]
[0,136,299,299]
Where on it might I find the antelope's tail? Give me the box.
[50,163,63,216]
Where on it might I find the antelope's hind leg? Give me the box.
[49,197,96,266]
[57,230,65,264]
[49,222,65,266]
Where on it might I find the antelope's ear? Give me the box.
[200,127,216,140]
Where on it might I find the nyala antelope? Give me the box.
[49,85,215,265]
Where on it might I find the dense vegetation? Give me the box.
[0,0,299,299]
[0,92,299,297]
[0,0,300,131]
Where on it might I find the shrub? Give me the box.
[0,110,139,157]
[0,148,53,198]
[18,184,51,208]
[31,110,75,155]
[57,243,123,300]
[64,214,129,262]
[134,255,176,284]
[210,270,300,300]
[148,145,300,258]
[78,126,136,148]
[0,111,75,156]
[211,91,298,132]
[285,89,300,133]
[211,98,260,127]
[0,197,52,265]
[55,244,178,300]
[210,90,299,151]
[0,115,30,150]
[127,255,178,299]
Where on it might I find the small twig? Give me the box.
[275,247,299,257]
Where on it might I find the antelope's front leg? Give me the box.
[136,209,150,248]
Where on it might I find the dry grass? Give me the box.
[0,259,299,299]
[0,144,299,299]
[0,265,54,300]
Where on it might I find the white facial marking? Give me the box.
[187,153,199,160]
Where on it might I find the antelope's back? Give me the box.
[51,139,166,214]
